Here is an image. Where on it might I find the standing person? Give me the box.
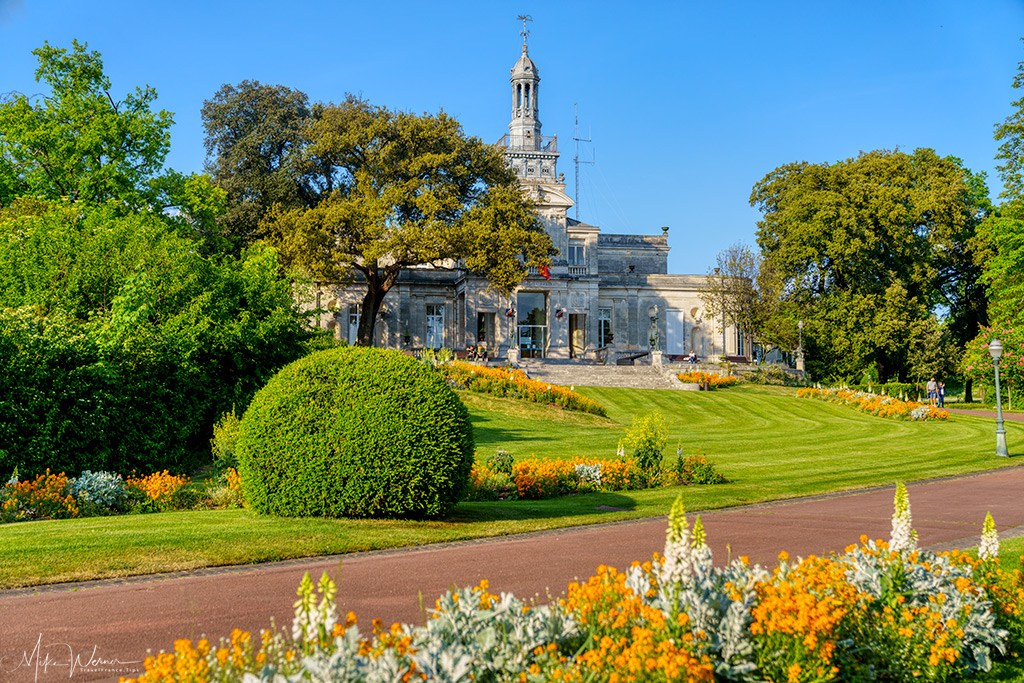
[926,377,938,406]
[938,381,946,408]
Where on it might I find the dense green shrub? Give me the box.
[210,406,241,471]
[744,365,805,387]
[847,381,919,397]
[672,451,728,485]
[0,203,325,476]
[623,412,666,481]
[487,449,515,476]
[236,347,474,519]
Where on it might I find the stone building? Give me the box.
[315,37,748,364]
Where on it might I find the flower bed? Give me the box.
[676,370,740,388]
[467,456,648,501]
[0,467,243,523]
[440,360,607,416]
[123,488,1023,683]
[467,449,728,501]
[798,386,949,421]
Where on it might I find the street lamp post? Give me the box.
[989,339,1010,457]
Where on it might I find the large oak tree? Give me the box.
[266,96,553,346]
[750,148,986,381]
[201,81,327,248]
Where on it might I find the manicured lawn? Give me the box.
[997,534,1024,568]
[1,384,1021,589]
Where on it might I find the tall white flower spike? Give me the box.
[979,511,1000,562]
[889,482,917,553]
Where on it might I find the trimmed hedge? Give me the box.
[235,347,474,519]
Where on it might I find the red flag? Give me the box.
[539,265,550,280]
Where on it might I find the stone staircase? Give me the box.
[518,360,687,390]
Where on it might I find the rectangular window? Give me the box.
[347,304,361,345]
[426,304,444,349]
[568,240,585,266]
[598,307,613,347]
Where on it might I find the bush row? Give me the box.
[123,492,1023,683]
[440,360,607,416]
[846,381,921,397]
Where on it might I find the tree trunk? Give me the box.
[964,378,973,404]
[356,268,399,347]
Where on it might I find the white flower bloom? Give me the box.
[890,482,917,553]
[979,511,1000,562]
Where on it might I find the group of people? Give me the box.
[465,345,489,362]
[926,377,946,408]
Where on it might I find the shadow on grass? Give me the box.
[468,422,546,448]
[446,491,638,524]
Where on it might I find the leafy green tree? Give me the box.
[0,41,170,206]
[994,47,1024,205]
[267,96,554,346]
[961,323,1024,406]
[201,81,325,247]
[700,242,798,359]
[750,148,985,381]
[0,201,324,476]
[907,319,957,388]
[0,41,225,242]
[976,52,1024,330]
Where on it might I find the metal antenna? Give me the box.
[517,14,532,47]
[572,102,593,221]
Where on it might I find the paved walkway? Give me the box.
[945,407,1024,422]
[0,466,1022,682]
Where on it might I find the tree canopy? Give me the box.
[266,96,553,346]
[749,148,986,381]
[975,52,1024,334]
[0,40,228,257]
[0,44,325,477]
[201,81,324,248]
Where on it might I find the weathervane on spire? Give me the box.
[517,14,532,48]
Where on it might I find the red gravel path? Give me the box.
[1,467,1022,682]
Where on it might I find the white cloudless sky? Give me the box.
[2,0,1023,275]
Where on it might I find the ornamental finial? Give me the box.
[517,14,532,49]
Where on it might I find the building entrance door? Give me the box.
[666,309,685,355]
[426,304,444,349]
[517,292,547,359]
[569,314,586,358]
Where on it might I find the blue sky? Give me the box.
[2,0,1023,275]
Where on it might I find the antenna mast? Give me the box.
[572,103,593,221]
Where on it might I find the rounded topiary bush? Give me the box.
[235,346,474,519]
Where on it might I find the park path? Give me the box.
[0,466,1022,682]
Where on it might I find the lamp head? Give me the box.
[798,320,803,331]
[989,339,1004,361]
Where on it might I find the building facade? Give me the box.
[315,39,747,364]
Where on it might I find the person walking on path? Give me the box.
[927,377,938,406]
